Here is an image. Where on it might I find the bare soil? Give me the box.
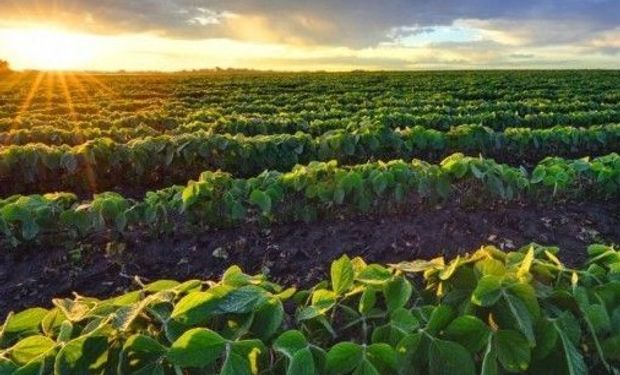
[1,199,618,318]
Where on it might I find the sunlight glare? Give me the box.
[0,27,101,70]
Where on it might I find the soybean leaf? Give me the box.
[167,328,226,368]
[503,292,536,345]
[326,342,362,374]
[496,330,531,373]
[274,330,308,358]
[443,315,490,353]
[331,255,354,294]
[249,189,272,214]
[221,352,252,375]
[428,338,476,375]
[553,320,587,375]
[471,275,503,306]
[54,335,107,374]
[11,336,56,365]
[383,276,412,312]
[481,335,498,375]
[288,347,316,375]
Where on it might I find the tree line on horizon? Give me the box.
[0,59,10,73]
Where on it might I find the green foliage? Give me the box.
[1,244,619,374]
[2,153,618,248]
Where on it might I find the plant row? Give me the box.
[0,125,161,146]
[5,106,620,144]
[1,123,619,195]
[3,71,619,136]
[4,104,620,146]
[1,152,618,248]
[1,243,619,374]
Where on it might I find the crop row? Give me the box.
[1,152,618,248]
[1,123,618,195]
[0,125,161,146]
[2,71,619,136]
[3,108,620,148]
[0,243,618,374]
[4,107,620,141]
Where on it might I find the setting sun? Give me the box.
[0,26,101,70]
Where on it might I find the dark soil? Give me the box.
[1,199,619,318]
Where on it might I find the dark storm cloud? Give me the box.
[0,0,618,47]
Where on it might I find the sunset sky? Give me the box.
[0,0,619,71]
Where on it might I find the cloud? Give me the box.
[0,0,618,70]
[0,0,618,48]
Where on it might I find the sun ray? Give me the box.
[57,72,98,193]
[57,72,76,120]
[66,72,91,102]
[12,71,45,129]
[80,73,117,98]
[45,71,55,110]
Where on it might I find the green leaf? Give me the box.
[533,319,558,361]
[331,255,354,294]
[553,320,587,375]
[356,265,392,285]
[221,352,252,375]
[326,342,363,374]
[229,339,265,374]
[503,292,536,345]
[221,266,252,287]
[56,321,73,343]
[496,330,531,373]
[443,315,490,353]
[476,257,506,276]
[289,347,316,375]
[585,304,611,335]
[428,339,476,375]
[425,305,455,335]
[216,285,269,314]
[358,287,377,314]
[249,189,272,214]
[471,275,503,306]
[170,287,228,325]
[167,328,226,368]
[383,275,412,312]
[11,336,55,365]
[54,335,107,374]
[13,359,49,375]
[0,358,17,375]
[118,334,167,374]
[531,167,546,183]
[395,333,422,366]
[251,298,284,341]
[296,306,322,322]
[181,183,199,209]
[366,343,397,372]
[481,336,498,375]
[311,289,337,312]
[507,282,540,319]
[601,336,620,361]
[274,330,308,358]
[3,308,48,334]
[353,359,379,375]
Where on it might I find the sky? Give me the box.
[0,0,618,71]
